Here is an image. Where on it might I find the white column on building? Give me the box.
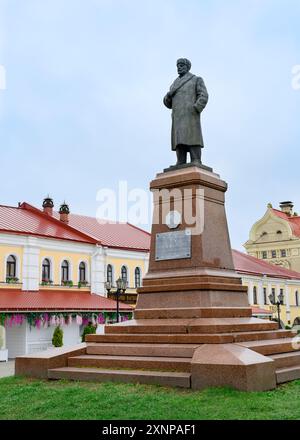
[248,279,254,305]
[22,237,40,291]
[91,245,105,296]
[258,280,264,306]
[285,282,291,324]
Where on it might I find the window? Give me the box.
[271,250,277,259]
[296,291,299,307]
[42,258,51,281]
[281,249,287,258]
[121,266,128,284]
[79,262,86,282]
[6,255,16,278]
[263,287,267,305]
[135,267,141,288]
[61,260,69,282]
[107,264,113,284]
[277,230,282,235]
[253,286,258,305]
[262,251,267,259]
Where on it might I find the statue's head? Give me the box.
[177,58,191,77]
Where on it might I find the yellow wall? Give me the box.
[243,279,300,326]
[39,250,91,286]
[0,244,23,287]
[106,257,146,290]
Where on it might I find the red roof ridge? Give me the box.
[20,202,98,245]
[0,204,20,209]
[127,222,151,237]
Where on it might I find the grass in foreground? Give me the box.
[0,376,300,420]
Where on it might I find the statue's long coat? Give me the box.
[163,72,208,151]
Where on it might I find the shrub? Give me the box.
[52,326,63,347]
[81,322,97,342]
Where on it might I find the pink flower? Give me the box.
[98,314,105,324]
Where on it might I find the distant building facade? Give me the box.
[0,198,149,358]
[244,201,300,272]
[233,250,300,327]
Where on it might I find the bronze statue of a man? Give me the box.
[163,58,208,166]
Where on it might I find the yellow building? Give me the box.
[234,249,300,327]
[0,197,149,358]
[244,201,300,272]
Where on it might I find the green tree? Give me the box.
[52,326,63,347]
[81,322,97,342]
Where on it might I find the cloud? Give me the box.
[1,0,300,248]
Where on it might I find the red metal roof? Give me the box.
[272,208,300,237]
[233,249,300,280]
[53,212,151,251]
[0,204,97,244]
[0,202,150,251]
[0,289,132,312]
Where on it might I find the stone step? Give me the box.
[232,329,294,343]
[86,343,198,358]
[187,318,279,334]
[134,307,252,320]
[104,318,278,335]
[276,366,300,384]
[86,329,291,345]
[68,354,192,372]
[238,338,300,356]
[48,367,191,388]
[270,351,300,369]
[86,333,234,344]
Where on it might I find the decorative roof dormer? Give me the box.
[42,196,54,216]
[59,202,70,224]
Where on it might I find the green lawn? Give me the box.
[0,376,300,420]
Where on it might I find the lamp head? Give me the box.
[268,293,275,305]
[105,281,112,292]
[116,277,123,290]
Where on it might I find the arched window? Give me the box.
[121,266,128,284]
[296,291,299,307]
[6,255,16,278]
[107,264,113,284]
[79,262,86,282]
[61,260,69,282]
[42,258,51,281]
[253,286,258,305]
[135,267,141,288]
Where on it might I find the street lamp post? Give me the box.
[268,291,285,330]
[105,277,127,323]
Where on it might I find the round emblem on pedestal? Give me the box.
[165,210,181,229]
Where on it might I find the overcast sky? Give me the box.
[0,0,300,250]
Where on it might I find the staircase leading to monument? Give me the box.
[47,306,300,389]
